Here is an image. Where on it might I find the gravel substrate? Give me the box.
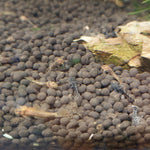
[0,0,150,150]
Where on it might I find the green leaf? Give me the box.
[128,7,150,15]
[142,0,150,4]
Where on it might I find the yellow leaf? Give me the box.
[128,55,141,67]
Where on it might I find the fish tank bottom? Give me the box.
[0,0,150,150]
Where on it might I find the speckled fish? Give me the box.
[132,105,141,125]
[111,83,134,103]
[69,76,79,96]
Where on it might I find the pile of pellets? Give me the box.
[0,0,150,150]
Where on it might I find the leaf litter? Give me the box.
[74,21,150,69]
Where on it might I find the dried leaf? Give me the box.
[116,21,150,35]
[115,21,150,45]
[128,55,141,67]
[76,34,140,66]
[105,37,122,45]
[76,21,150,68]
[116,21,150,61]
[73,34,105,45]
[142,41,150,59]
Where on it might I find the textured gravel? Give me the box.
[0,0,150,150]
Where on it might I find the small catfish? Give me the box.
[132,105,141,125]
[15,106,60,119]
[69,76,79,96]
[26,77,58,89]
[101,65,122,84]
[111,83,134,103]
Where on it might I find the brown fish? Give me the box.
[26,77,58,89]
[15,106,60,119]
